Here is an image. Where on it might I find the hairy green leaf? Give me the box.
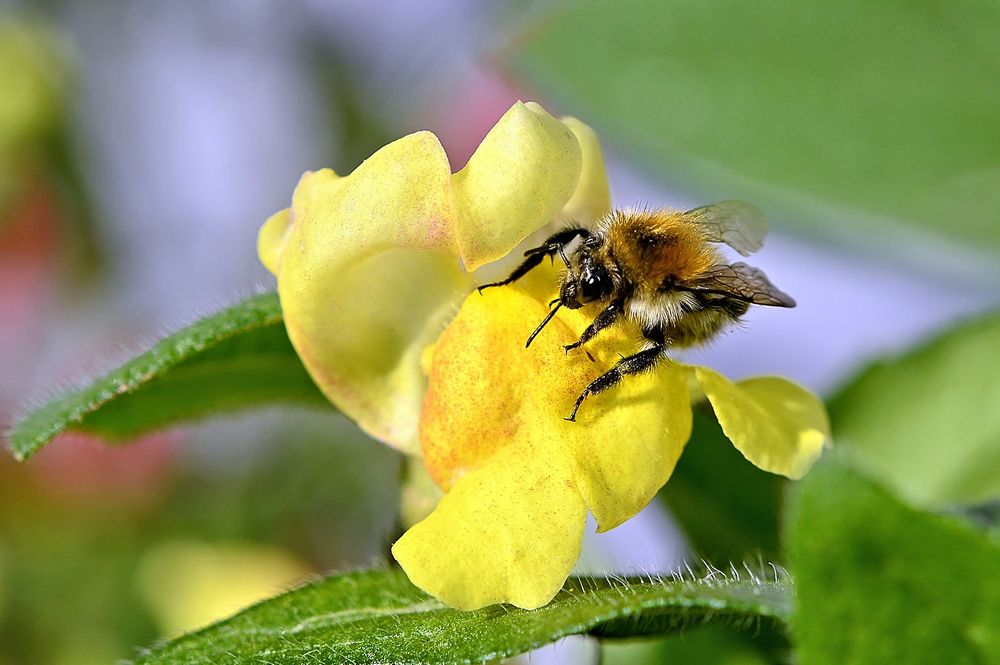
[829,310,1000,506]
[787,457,1000,664]
[8,293,328,461]
[135,570,790,665]
[513,0,1000,255]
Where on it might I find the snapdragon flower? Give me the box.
[259,102,828,610]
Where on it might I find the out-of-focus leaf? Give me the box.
[603,625,772,665]
[828,310,1000,506]
[0,19,104,279]
[7,293,328,461]
[135,570,791,665]
[161,411,402,562]
[659,409,785,563]
[512,0,1000,253]
[0,408,399,665]
[0,20,68,208]
[657,410,793,663]
[787,456,1000,664]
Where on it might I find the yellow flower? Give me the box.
[259,101,829,611]
[259,102,603,454]
[136,541,308,636]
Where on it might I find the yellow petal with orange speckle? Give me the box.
[398,288,691,609]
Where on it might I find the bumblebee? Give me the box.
[480,201,795,421]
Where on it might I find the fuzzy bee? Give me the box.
[479,201,795,421]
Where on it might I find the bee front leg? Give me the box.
[478,227,590,292]
[564,299,624,353]
[565,344,665,422]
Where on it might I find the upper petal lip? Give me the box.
[258,102,609,453]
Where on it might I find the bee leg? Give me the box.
[564,299,624,352]
[477,252,548,293]
[564,344,665,422]
[477,227,590,292]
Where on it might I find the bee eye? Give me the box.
[579,266,611,302]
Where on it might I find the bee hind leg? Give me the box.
[477,227,590,292]
[565,343,665,422]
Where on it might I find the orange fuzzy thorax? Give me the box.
[601,209,719,291]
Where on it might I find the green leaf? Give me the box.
[659,409,786,563]
[603,626,774,665]
[512,0,1000,254]
[828,310,1000,506]
[135,570,791,665]
[7,293,328,461]
[787,456,1000,664]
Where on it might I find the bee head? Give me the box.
[560,279,582,309]
[561,260,612,309]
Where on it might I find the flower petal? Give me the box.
[260,134,470,453]
[418,288,593,489]
[257,208,291,274]
[261,104,595,453]
[451,101,582,271]
[420,289,690,495]
[470,113,613,301]
[392,446,586,611]
[571,355,693,532]
[693,367,830,479]
[558,116,612,224]
[409,288,695,607]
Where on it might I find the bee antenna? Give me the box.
[526,303,562,348]
[558,246,578,281]
[548,298,560,308]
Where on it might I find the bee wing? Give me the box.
[685,200,768,256]
[689,262,796,307]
